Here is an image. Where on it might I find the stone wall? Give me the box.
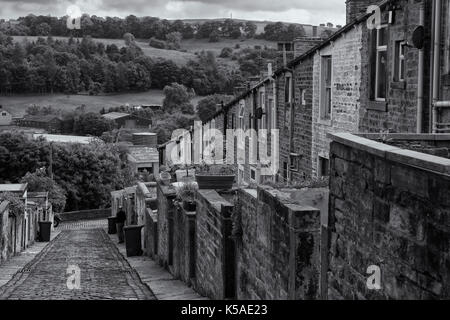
[328,132,450,299]
[235,187,322,299]
[59,208,111,221]
[144,208,158,258]
[156,181,177,268]
[0,201,10,263]
[194,189,234,299]
[172,203,196,285]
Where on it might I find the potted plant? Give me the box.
[176,182,198,211]
[195,163,235,190]
[159,171,171,185]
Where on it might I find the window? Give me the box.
[394,41,406,82]
[1,112,6,116]
[231,113,235,129]
[250,168,256,182]
[289,154,299,172]
[284,75,292,103]
[283,162,288,181]
[371,25,388,101]
[259,91,266,130]
[318,156,329,177]
[320,56,332,120]
[300,89,306,105]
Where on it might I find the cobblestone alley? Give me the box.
[0,224,156,300]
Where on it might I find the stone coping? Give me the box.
[356,133,450,141]
[328,132,450,175]
[197,189,233,212]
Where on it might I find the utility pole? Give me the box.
[49,142,53,180]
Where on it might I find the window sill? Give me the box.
[367,100,387,112]
[317,118,332,126]
[391,81,406,90]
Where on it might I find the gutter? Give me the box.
[432,0,442,133]
[417,3,425,133]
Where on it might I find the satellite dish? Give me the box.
[412,26,424,49]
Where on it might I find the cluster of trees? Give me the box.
[1,15,258,41]
[196,94,234,122]
[0,32,244,96]
[261,22,306,41]
[0,132,134,211]
[0,33,152,94]
[1,14,316,42]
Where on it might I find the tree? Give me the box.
[35,22,51,36]
[162,83,194,113]
[244,21,257,38]
[73,112,115,136]
[166,31,182,50]
[209,30,220,42]
[21,169,67,212]
[196,94,233,122]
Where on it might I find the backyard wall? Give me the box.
[327,132,450,299]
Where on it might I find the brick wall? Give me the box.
[312,24,363,176]
[328,133,450,299]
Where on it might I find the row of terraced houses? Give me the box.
[164,0,450,183]
[118,0,450,300]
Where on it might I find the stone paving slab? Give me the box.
[108,232,208,300]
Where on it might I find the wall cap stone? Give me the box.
[328,132,450,175]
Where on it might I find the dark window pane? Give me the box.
[377,51,387,99]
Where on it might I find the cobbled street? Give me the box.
[0,226,155,300]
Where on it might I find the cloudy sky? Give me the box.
[0,0,346,25]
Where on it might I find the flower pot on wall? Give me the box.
[195,174,235,190]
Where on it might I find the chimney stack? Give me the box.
[346,0,375,25]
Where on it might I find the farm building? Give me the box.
[102,112,152,129]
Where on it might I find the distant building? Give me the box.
[19,115,62,133]
[0,183,28,199]
[127,146,160,176]
[139,104,162,111]
[0,105,13,126]
[102,112,152,129]
[33,134,103,145]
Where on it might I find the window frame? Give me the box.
[374,25,388,102]
[320,55,332,121]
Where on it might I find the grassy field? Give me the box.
[0,90,203,117]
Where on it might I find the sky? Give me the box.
[0,0,346,26]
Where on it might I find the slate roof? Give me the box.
[127,146,159,163]
[102,112,131,120]
[22,114,62,122]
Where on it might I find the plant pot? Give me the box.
[195,174,235,190]
[182,200,197,211]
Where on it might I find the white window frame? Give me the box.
[394,40,406,82]
[319,55,332,121]
[375,25,388,101]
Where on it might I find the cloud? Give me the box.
[0,0,346,25]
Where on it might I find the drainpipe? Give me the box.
[417,3,425,133]
[432,0,442,133]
